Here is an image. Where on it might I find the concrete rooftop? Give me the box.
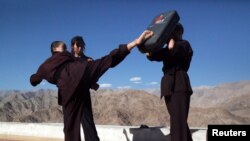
[0,122,207,141]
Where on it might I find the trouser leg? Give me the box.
[81,93,100,141]
[165,93,193,141]
[63,99,83,141]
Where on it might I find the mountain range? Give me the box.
[0,81,250,127]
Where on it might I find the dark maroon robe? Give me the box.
[147,40,193,97]
[30,45,130,141]
[30,51,85,106]
[147,40,193,141]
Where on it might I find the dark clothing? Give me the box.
[72,53,99,141]
[30,51,74,86]
[147,40,193,97]
[74,54,93,63]
[147,40,193,141]
[62,85,99,141]
[75,54,100,90]
[165,93,192,141]
[76,54,92,60]
[30,45,130,141]
[30,52,77,105]
[80,92,99,141]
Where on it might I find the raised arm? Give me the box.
[145,38,173,62]
[30,65,44,86]
[146,48,168,62]
[146,39,192,62]
[84,45,129,83]
[84,30,153,84]
[166,39,192,60]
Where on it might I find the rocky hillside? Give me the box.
[0,81,250,127]
[0,89,62,122]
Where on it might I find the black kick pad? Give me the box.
[139,10,180,53]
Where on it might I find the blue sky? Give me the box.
[0,0,250,90]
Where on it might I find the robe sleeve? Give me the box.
[30,74,43,86]
[147,48,168,62]
[30,65,44,86]
[147,41,192,62]
[166,41,192,61]
[84,44,130,83]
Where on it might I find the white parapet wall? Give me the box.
[0,122,207,141]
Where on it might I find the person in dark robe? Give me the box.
[146,23,193,141]
[70,35,100,140]
[30,30,153,141]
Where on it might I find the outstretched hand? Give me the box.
[127,30,153,51]
[136,30,154,45]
